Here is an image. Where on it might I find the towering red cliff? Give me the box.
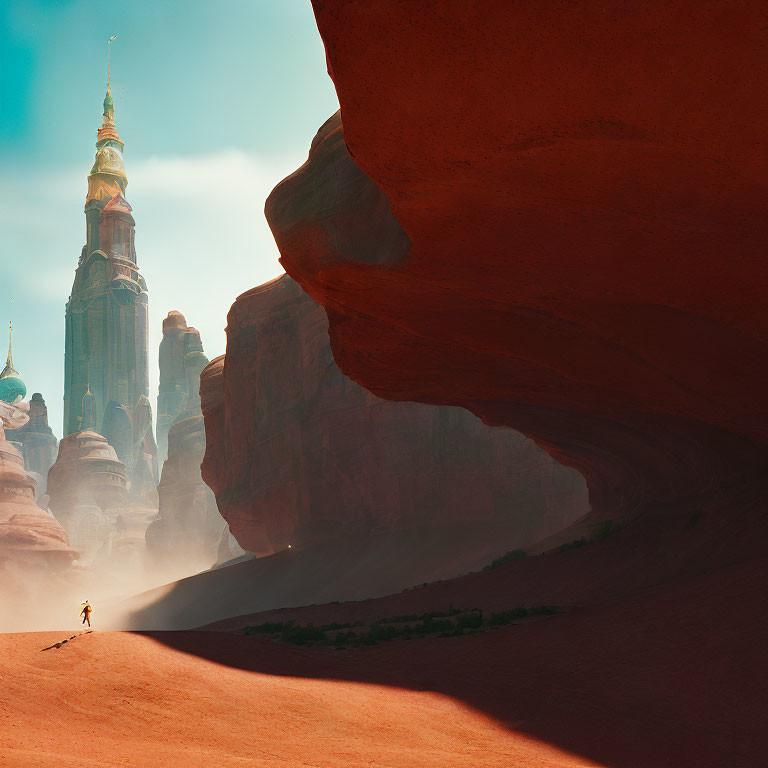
[200,275,587,556]
[267,1,768,515]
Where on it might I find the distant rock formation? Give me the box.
[147,317,227,570]
[156,311,191,465]
[0,404,76,570]
[200,275,588,556]
[46,430,127,563]
[12,393,58,495]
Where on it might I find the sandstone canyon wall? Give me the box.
[266,1,768,518]
[200,274,587,557]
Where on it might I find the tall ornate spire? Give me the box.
[5,322,12,369]
[1,322,18,380]
[96,35,123,151]
[0,321,26,404]
[97,85,122,150]
[87,36,126,205]
[107,35,117,87]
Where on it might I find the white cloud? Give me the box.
[0,149,305,435]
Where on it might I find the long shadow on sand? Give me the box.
[41,630,93,651]
[140,496,767,768]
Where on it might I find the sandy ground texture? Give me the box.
[0,628,603,768]
[1,550,765,768]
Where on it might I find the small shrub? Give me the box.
[482,549,527,571]
[334,630,358,646]
[559,536,590,552]
[318,621,353,632]
[242,621,290,636]
[374,608,461,625]
[456,611,483,630]
[412,618,455,636]
[595,520,615,540]
[489,605,559,627]
[595,519,624,541]
[488,607,528,627]
[280,623,326,645]
[367,624,401,642]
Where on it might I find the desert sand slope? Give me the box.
[0,629,600,768]
[1,556,765,768]
[118,520,562,630]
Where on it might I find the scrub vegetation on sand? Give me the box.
[240,605,562,648]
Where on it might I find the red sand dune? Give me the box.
[1,629,601,768]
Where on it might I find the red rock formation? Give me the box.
[268,2,768,515]
[201,275,587,556]
[0,421,76,570]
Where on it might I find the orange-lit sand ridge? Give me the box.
[1,629,601,768]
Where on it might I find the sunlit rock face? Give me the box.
[147,321,227,571]
[200,275,587,556]
[13,393,58,495]
[0,423,76,570]
[267,2,768,517]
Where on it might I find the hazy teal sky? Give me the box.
[0,0,339,434]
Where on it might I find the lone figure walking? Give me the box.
[80,601,93,628]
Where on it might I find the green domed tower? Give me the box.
[0,323,26,405]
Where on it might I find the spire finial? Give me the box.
[6,322,12,369]
[104,35,118,120]
[86,357,91,396]
[107,35,118,89]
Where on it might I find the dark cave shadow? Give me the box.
[120,521,576,631]
[138,556,766,768]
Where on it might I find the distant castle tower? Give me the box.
[63,56,157,499]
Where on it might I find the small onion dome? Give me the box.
[0,375,26,404]
[0,323,25,403]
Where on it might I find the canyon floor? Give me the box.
[2,484,765,767]
[1,533,764,767]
